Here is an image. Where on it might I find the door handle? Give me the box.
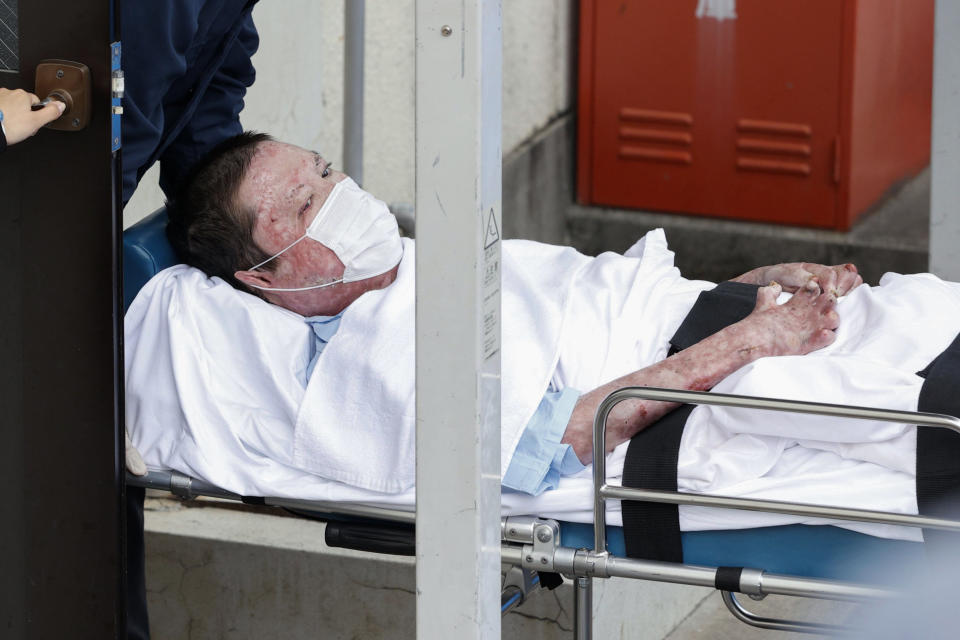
[35,60,91,131]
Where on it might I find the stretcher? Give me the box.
[124,208,960,637]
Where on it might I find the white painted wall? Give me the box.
[123,0,574,228]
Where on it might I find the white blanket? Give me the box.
[126,230,960,541]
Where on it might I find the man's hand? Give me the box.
[561,278,841,464]
[742,279,840,357]
[733,262,863,297]
[125,430,147,476]
[0,88,65,146]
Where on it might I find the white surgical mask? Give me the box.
[246,177,403,292]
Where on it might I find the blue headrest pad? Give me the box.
[123,207,180,311]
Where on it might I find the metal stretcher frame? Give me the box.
[127,384,960,638]
[578,386,960,638]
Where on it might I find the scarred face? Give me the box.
[233,141,399,316]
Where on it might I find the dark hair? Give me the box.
[166,131,274,293]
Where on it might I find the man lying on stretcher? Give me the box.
[127,132,960,536]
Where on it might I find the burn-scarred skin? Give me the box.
[731,261,863,298]
[233,141,398,317]
[232,139,864,467]
[560,268,856,464]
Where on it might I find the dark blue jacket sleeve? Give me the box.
[157,10,258,198]
[122,1,197,203]
[121,1,259,204]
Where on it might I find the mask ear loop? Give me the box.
[245,277,344,292]
[247,233,309,271]
[244,233,346,292]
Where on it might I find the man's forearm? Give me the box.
[560,317,774,464]
[560,279,840,464]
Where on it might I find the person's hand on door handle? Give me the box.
[0,88,66,149]
[125,430,147,477]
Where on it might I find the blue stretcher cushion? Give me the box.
[121,211,923,583]
[123,207,178,311]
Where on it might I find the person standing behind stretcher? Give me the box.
[122,3,260,638]
[167,133,864,463]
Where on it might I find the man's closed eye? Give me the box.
[299,196,313,217]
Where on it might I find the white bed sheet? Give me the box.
[127,232,960,543]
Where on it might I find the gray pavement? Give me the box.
[664,591,857,639]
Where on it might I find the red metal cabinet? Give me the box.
[577,0,934,230]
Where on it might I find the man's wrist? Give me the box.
[720,315,775,361]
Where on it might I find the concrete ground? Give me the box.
[663,591,857,639]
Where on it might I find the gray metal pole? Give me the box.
[573,577,593,640]
[343,0,365,184]
[930,0,960,279]
[415,1,503,638]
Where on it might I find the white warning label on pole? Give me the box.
[484,208,501,249]
[482,207,501,361]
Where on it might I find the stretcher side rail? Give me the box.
[132,469,417,523]
[583,386,960,638]
[127,387,960,637]
[128,469,901,632]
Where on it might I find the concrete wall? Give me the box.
[144,497,711,640]
[123,0,575,229]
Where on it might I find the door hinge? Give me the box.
[111,42,122,152]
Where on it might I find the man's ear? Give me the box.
[234,269,274,291]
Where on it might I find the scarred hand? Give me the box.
[733,262,863,297]
[741,278,840,357]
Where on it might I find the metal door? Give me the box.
[580,0,844,228]
[0,1,124,637]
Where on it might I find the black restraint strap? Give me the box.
[622,404,695,561]
[622,282,760,562]
[667,281,762,355]
[916,331,960,546]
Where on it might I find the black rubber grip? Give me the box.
[324,521,416,556]
[714,566,743,592]
[538,572,564,590]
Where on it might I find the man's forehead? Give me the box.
[243,142,325,219]
[246,145,301,196]
[251,142,325,178]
